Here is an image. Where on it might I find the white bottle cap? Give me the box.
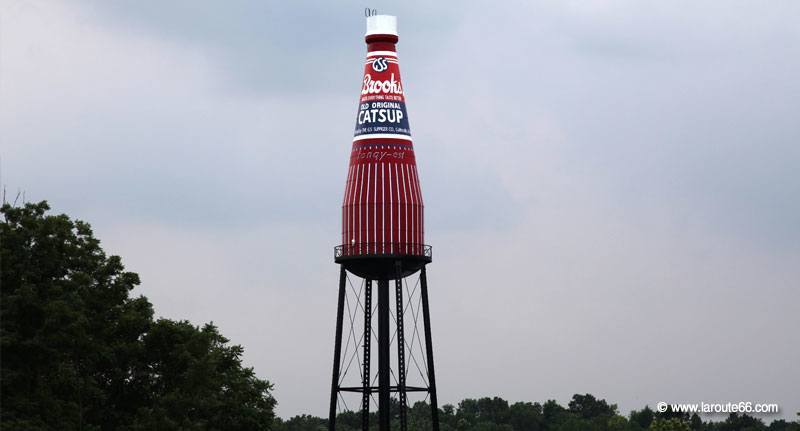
[366,15,398,37]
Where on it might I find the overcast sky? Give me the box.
[2,0,799,420]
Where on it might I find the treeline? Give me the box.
[278,394,800,431]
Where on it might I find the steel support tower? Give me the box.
[328,255,439,431]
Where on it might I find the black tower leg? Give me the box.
[328,267,347,431]
[420,266,440,431]
[362,280,373,431]
[378,279,391,430]
[395,274,408,431]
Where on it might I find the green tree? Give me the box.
[508,401,544,431]
[568,393,617,419]
[690,414,703,431]
[1,202,276,430]
[717,413,766,431]
[476,397,511,424]
[607,415,632,431]
[407,401,434,430]
[554,416,592,431]
[650,418,691,431]
[129,320,276,430]
[542,399,569,430]
[768,419,800,431]
[275,414,327,431]
[631,406,656,429]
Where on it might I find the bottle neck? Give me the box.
[366,34,399,53]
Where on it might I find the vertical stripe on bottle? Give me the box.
[406,163,412,253]
[414,165,423,248]
[388,162,393,254]
[410,164,420,251]
[394,163,401,254]
[343,165,352,248]
[356,165,364,254]
[399,162,407,254]
[381,162,386,254]
[373,162,377,254]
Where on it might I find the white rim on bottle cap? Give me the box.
[366,15,398,37]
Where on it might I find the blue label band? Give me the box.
[354,100,411,137]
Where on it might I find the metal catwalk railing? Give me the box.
[334,243,432,258]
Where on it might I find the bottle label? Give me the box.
[353,53,411,140]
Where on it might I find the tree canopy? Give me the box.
[1,202,276,430]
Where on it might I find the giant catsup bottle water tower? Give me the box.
[328,13,440,431]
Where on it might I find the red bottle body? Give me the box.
[341,33,424,256]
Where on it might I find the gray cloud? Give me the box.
[79,0,461,97]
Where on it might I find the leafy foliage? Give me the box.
[1,202,276,430]
[277,395,800,431]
